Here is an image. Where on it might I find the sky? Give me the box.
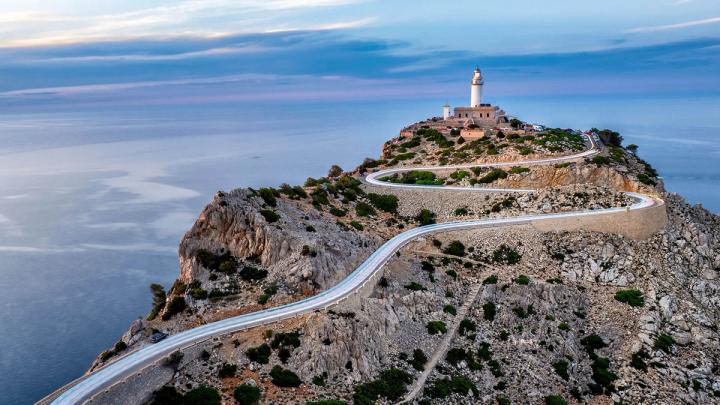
[0,0,719,109]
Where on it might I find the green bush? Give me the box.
[147,283,167,321]
[483,274,498,284]
[477,169,508,183]
[426,321,447,335]
[453,207,468,216]
[614,289,644,307]
[218,363,237,378]
[494,245,522,264]
[443,241,466,256]
[355,202,376,217]
[306,401,345,405]
[552,359,569,380]
[450,170,471,180]
[312,373,327,386]
[367,193,399,212]
[239,266,268,282]
[446,269,458,280]
[183,386,221,405]
[271,331,301,349]
[329,206,347,217]
[630,349,650,371]
[483,302,496,321]
[510,166,530,174]
[514,274,530,285]
[443,304,457,316]
[558,322,570,331]
[349,221,364,231]
[149,386,183,404]
[189,287,208,300]
[258,188,278,207]
[260,209,280,223]
[352,368,412,405]
[425,375,478,399]
[162,296,187,320]
[411,348,428,371]
[545,395,568,405]
[245,343,271,364]
[591,155,611,165]
[637,173,656,186]
[458,319,476,336]
[416,209,436,226]
[404,282,427,291]
[234,384,261,405]
[270,365,302,387]
[654,333,675,353]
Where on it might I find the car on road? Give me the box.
[150,332,167,343]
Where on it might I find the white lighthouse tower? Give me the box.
[470,67,483,107]
[442,103,450,120]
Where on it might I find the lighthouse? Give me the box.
[470,67,483,107]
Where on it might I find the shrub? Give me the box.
[513,306,530,319]
[454,207,468,216]
[554,162,571,168]
[149,386,183,404]
[270,365,302,387]
[271,331,301,349]
[355,202,376,217]
[258,188,277,207]
[654,333,675,353]
[411,348,428,371]
[246,343,271,364]
[189,287,208,300]
[329,206,347,217]
[514,274,530,285]
[425,375,478,399]
[637,173,656,186]
[477,169,508,183]
[234,384,261,405]
[306,401,345,405]
[416,209,436,226]
[483,274,498,284]
[404,282,427,291]
[352,368,412,404]
[239,266,268,282]
[445,269,458,280]
[353,368,412,405]
[493,245,522,264]
[426,321,447,335]
[443,304,457,316]
[558,322,570,331]
[367,193,399,212]
[218,363,237,378]
[450,170,470,180]
[147,283,167,321]
[552,359,569,380]
[614,289,644,307]
[260,209,280,223]
[510,166,530,174]
[183,386,221,405]
[458,319,476,336]
[349,220,364,231]
[630,349,650,371]
[545,395,568,405]
[591,155,611,165]
[443,241,466,256]
[483,302,496,321]
[162,296,187,320]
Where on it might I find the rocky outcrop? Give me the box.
[178,189,381,291]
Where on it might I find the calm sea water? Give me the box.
[0,95,718,403]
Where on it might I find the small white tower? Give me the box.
[442,103,450,120]
[470,67,484,107]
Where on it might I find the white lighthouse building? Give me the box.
[470,67,483,107]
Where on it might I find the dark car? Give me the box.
[150,332,168,343]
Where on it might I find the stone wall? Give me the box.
[531,199,667,240]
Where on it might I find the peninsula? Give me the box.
[43,68,720,405]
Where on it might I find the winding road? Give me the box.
[47,134,660,404]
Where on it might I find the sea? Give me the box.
[0,94,718,404]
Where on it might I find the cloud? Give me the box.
[627,16,720,33]
[0,0,368,47]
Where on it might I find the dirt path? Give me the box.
[399,282,483,404]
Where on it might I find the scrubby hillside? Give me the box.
[87,122,719,405]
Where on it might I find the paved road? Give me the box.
[48,135,658,404]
